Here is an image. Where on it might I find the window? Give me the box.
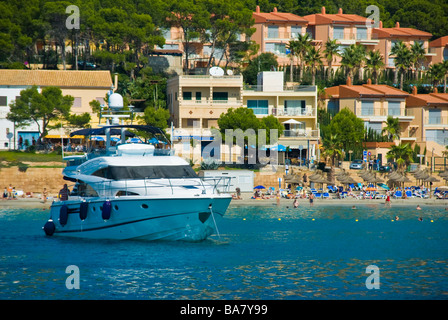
[267,26,279,38]
[364,121,382,134]
[0,96,7,106]
[356,28,367,40]
[183,91,192,100]
[285,100,306,116]
[444,47,448,61]
[213,92,228,101]
[428,109,441,124]
[361,100,375,116]
[96,97,105,105]
[73,97,82,108]
[333,27,345,40]
[92,165,198,180]
[388,101,401,116]
[291,26,302,38]
[195,92,201,101]
[265,42,286,55]
[426,129,448,144]
[247,100,268,115]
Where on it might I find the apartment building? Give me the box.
[429,36,448,64]
[0,70,113,149]
[303,7,377,68]
[252,6,309,66]
[371,22,433,69]
[406,88,448,158]
[166,71,319,162]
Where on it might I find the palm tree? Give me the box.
[365,50,385,84]
[294,33,313,82]
[410,41,426,80]
[391,42,412,90]
[442,60,448,93]
[322,133,343,166]
[305,46,323,85]
[323,39,340,81]
[340,44,365,83]
[382,116,401,142]
[427,63,446,88]
[286,40,299,83]
[386,143,413,173]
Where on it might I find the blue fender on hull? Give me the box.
[102,200,112,220]
[43,219,56,236]
[59,204,68,226]
[80,201,88,221]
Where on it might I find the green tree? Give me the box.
[259,115,284,145]
[322,133,343,166]
[365,50,384,84]
[391,41,412,90]
[410,41,426,80]
[382,116,401,142]
[293,33,313,82]
[242,52,278,85]
[341,44,365,83]
[323,39,340,81]
[304,46,322,85]
[326,108,365,155]
[386,142,413,172]
[7,86,74,142]
[427,63,446,88]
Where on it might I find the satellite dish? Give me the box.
[108,92,124,110]
[226,69,233,76]
[209,66,224,77]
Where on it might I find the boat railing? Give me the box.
[65,176,232,200]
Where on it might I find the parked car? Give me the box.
[379,163,392,172]
[349,159,363,170]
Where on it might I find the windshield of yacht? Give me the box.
[92,165,198,180]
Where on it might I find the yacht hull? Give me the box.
[46,196,231,241]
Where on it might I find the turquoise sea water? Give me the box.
[0,204,447,300]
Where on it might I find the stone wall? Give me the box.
[0,167,65,196]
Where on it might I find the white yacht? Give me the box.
[42,125,232,241]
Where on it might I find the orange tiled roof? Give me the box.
[0,70,112,88]
[325,84,409,99]
[429,35,448,48]
[372,27,432,39]
[253,11,307,24]
[304,13,368,25]
[406,93,448,107]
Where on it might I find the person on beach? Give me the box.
[42,188,48,203]
[293,199,299,208]
[385,191,391,207]
[2,187,8,200]
[309,192,314,206]
[416,205,421,210]
[302,173,307,187]
[395,215,399,221]
[276,190,280,206]
[7,184,13,200]
[418,217,423,221]
[58,184,69,201]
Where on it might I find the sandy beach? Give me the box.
[1,194,447,209]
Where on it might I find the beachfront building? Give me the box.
[166,71,319,163]
[324,78,413,164]
[371,22,434,70]
[303,7,377,70]
[406,88,448,164]
[429,35,448,65]
[242,71,319,163]
[252,6,309,67]
[0,70,113,150]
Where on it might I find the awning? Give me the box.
[45,134,85,139]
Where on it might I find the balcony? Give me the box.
[180,98,242,107]
[333,32,379,45]
[355,107,414,120]
[282,129,319,138]
[424,116,448,126]
[243,85,317,92]
[273,107,316,117]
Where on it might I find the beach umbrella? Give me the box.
[254,185,266,190]
[110,137,120,142]
[270,144,286,152]
[438,186,448,191]
[127,138,143,143]
[423,176,439,183]
[91,136,104,141]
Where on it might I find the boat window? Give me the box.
[104,165,198,180]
